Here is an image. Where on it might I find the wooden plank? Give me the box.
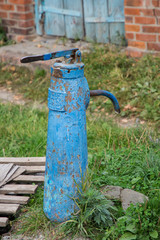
[0,184,38,195]
[0,164,14,182]
[0,217,9,227]
[84,0,96,41]
[95,0,109,43]
[64,0,84,39]
[24,166,45,173]
[13,175,44,183]
[0,195,29,205]
[45,0,65,36]
[0,157,46,166]
[0,204,20,215]
[7,167,25,182]
[108,0,125,44]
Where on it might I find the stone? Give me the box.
[121,189,148,211]
[101,185,123,200]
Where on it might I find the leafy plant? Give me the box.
[104,197,160,240]
[57,172,117,239]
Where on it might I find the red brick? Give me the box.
[136,33,157,42]
[11,27,34,35]
[18,20,35,28]
[140,9,154,16]
[145,0,152,7]
[16,35,26,42]
[128,40,146,49]
[135,17,156,24]
[126,32,134,39]
[125,16,133,23]
[9,12,34,20]
[126,48,143,57]
[147,42,160,50]
[2,19,17,27]
[16,5,31,12]
[125,8,140,15]
[0,11,7,18]
[158,35,160,41]
[154,9,160,16]
[124,0,143,7]
[9,0,32,4]
[125,24,140,32]
[152,0,160,7]
[0,4,14,11]
[143,26,160,33]
[0,0,4,2]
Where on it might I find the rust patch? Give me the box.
[58,161,61,164]
[56,115,60,118]
[60,189,64,194]
[64,82,69,91]
[53,69,62,78]
[72,174,75,179]
[60,172,65,175]
[76,102,80,109]
[52,149,55,153]
[77,87,82,97]
[77,155,80,159]
[70,161,73,165]
[55,213,60,219]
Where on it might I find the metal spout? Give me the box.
[90,90,120,113]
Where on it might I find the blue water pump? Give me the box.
[21,48,120,222]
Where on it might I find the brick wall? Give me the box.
[0,0,35,42]
[125,0,160,57]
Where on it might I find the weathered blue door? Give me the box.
[35,0,124,43]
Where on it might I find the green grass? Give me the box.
[0,103,159,239]
[0,45,160,126]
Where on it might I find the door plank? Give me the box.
[108,0,125,44]
[45,0,65,36]
[83,0,96,41]
[64,0,84,39]
[0,195,29,204]
[0,184,38,195]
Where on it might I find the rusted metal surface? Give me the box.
[90,90,120,113]
[20,48,120,222]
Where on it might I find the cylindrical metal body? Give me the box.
[43,61,90,222]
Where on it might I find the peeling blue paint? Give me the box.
[20,48,120,223]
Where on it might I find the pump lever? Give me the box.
[20,48,79,63]
[90,90,120,113]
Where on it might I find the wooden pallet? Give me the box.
[0,157,45,228]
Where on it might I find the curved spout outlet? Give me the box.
[90,90,120,113]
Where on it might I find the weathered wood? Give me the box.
[0,157,46,166]
[0,217,9,227]
[24,166,45,173]
[0,164,14,183]
[0,164,26,187]
[0,184,38,194]
[0,204,20,215]
[13,175,44,183]
[7,167,25,182]
[0,195,29,205]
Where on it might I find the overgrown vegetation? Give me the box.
[0,45,160,126]
[0,45,160,239]
[0,19,14,47]
[0,103,159,239]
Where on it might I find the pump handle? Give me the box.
[20,48,79,63]
[90,90,120,113]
